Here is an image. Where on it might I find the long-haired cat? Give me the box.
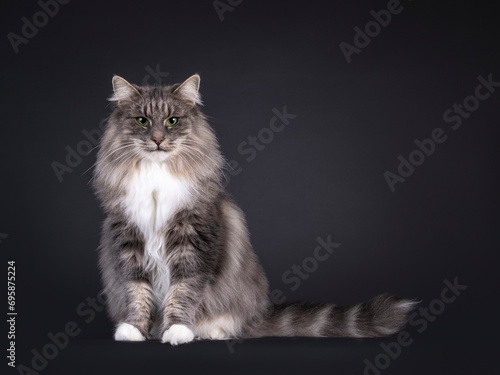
[93,74,414,345]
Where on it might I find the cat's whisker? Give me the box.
[180,141,228,179]
[82,142,136,178]
[176,152,195,172]
[98,143,136,164]
[85,144,101,155]
[111,150,137,167]
[179,142,222,168]
[180,151,212,183]
[111,145,138,161]
[179,147,212,168]
[181,152,217,182]
[182,139,232,171]
[86,145,136,185]
[183,151,227,181]
[98,142,135,160]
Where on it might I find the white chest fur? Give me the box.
[122,161,192,304]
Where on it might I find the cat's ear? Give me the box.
[173,74,202,106]
[109,75,141,103]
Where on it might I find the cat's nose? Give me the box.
[152,137,165,146]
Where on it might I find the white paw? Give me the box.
[161,324,195,345]
[208,328,227,340]
[114,322,146,342]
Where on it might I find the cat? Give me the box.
[93,74,415,345]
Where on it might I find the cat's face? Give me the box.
[107,75,204,163]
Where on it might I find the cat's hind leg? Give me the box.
[195,314,242,340]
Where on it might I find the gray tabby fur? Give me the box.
[93,74,415,344]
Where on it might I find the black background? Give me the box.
[2,0,499,374]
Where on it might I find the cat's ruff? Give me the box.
[122,160,192,306]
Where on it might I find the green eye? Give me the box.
[135,117,149,126]
[165,117,178,127]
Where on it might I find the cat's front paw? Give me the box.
[161,324,195,345]
[114,322,146,342]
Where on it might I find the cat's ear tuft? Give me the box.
[173,74,202,106]
[109,75,140,103]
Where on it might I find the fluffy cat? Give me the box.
[93,74,414,345]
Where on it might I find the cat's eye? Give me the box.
[165,117,178,127]
[135,117,150,127]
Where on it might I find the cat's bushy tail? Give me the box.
[244,294,416,338]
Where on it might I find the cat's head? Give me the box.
[97,74,222,179]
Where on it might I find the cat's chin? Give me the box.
[144,150,170,162]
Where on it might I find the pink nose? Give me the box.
[152,137,165,146]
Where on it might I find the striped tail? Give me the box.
[244,294,416,338]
